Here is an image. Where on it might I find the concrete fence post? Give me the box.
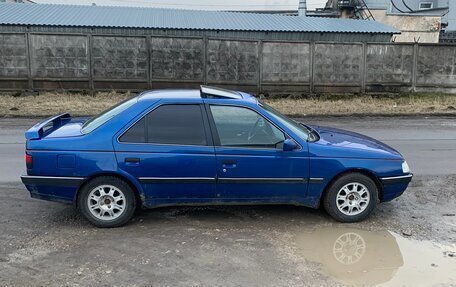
[203,36,208,85]
[257,40,263,95]
[146,35,152,89]
[411,43,419,91]
[310,41,315,94]
[25,31,33,91]
[361,42,367,94]
[88,33,94,93]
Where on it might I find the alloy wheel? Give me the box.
[335,182,370,216]
[87,185,126,220]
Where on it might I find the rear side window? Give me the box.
[120,104,207,146]
[119,118,146,143]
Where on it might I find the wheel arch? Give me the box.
[319,168,384,206]
[75,172,144,208]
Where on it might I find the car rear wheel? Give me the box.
[323,173,378,223]
[78,176,136,228]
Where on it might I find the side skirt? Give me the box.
[142,197,317,209]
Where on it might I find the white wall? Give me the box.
[371,9,441,42]
[447,0,456,30]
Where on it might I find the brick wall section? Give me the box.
[314,43,363,85]
[207,40,258,84]
[262,42,310,84]
[30,35,89,78]
[93,36,147,80]
[416,45,456,86]
[0,34,28,78]
[366,44,414,84]
[3,32,456,93]
[151,37,204,81]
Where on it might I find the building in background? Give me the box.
[0,2,399,93]
[0,0,34,3]
[310,0,449,43]
[439,0,456,42]
[0,2,398,42]
[446,0,456,30]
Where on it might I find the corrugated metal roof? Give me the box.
[0,3,399,34]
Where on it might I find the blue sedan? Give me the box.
[21,86,412,227]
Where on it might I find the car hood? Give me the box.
[308,125,403,160]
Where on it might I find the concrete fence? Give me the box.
[1,32,456,95]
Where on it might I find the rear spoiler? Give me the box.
[25,113,72,140]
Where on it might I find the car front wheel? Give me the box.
[323,173,378,223]
[78,176,136,228]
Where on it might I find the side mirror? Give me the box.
[283,139,297,151]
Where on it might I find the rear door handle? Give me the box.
[125,157,140,164]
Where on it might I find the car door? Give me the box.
[113,102,216,204]
[207,104,309,201]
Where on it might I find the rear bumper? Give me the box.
[21,175,85,204]
[21,175,85,187]
[380,174,413,202]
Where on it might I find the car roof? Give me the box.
[137,86,257,103]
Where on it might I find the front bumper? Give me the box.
[380,174,413,185]
[380,174,413,202]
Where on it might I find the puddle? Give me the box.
[293,227,456,286]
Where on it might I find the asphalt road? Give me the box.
[1,116,455,286]
[1,116,455,182]
[304,116,456,176]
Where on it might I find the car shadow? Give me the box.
[129,204,327,227]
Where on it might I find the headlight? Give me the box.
[402,161,410,173]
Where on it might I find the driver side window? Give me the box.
[210,105,285,148]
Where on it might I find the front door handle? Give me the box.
[222,160,237,168]
[125,157,140,164]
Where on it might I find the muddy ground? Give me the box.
[0,176,455,286]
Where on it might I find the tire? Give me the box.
[78,176,137,228]
[323,173,378,223]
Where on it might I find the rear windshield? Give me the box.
[81,97,137,134]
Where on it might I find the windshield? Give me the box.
[81,97,137,134]
[259,100,311,142]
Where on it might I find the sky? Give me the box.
[33,0,329,11]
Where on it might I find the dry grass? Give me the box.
[265,94,456,116]
[0,91,134,117]
[1,91,456,117]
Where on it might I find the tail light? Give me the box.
[25,154,33,169]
